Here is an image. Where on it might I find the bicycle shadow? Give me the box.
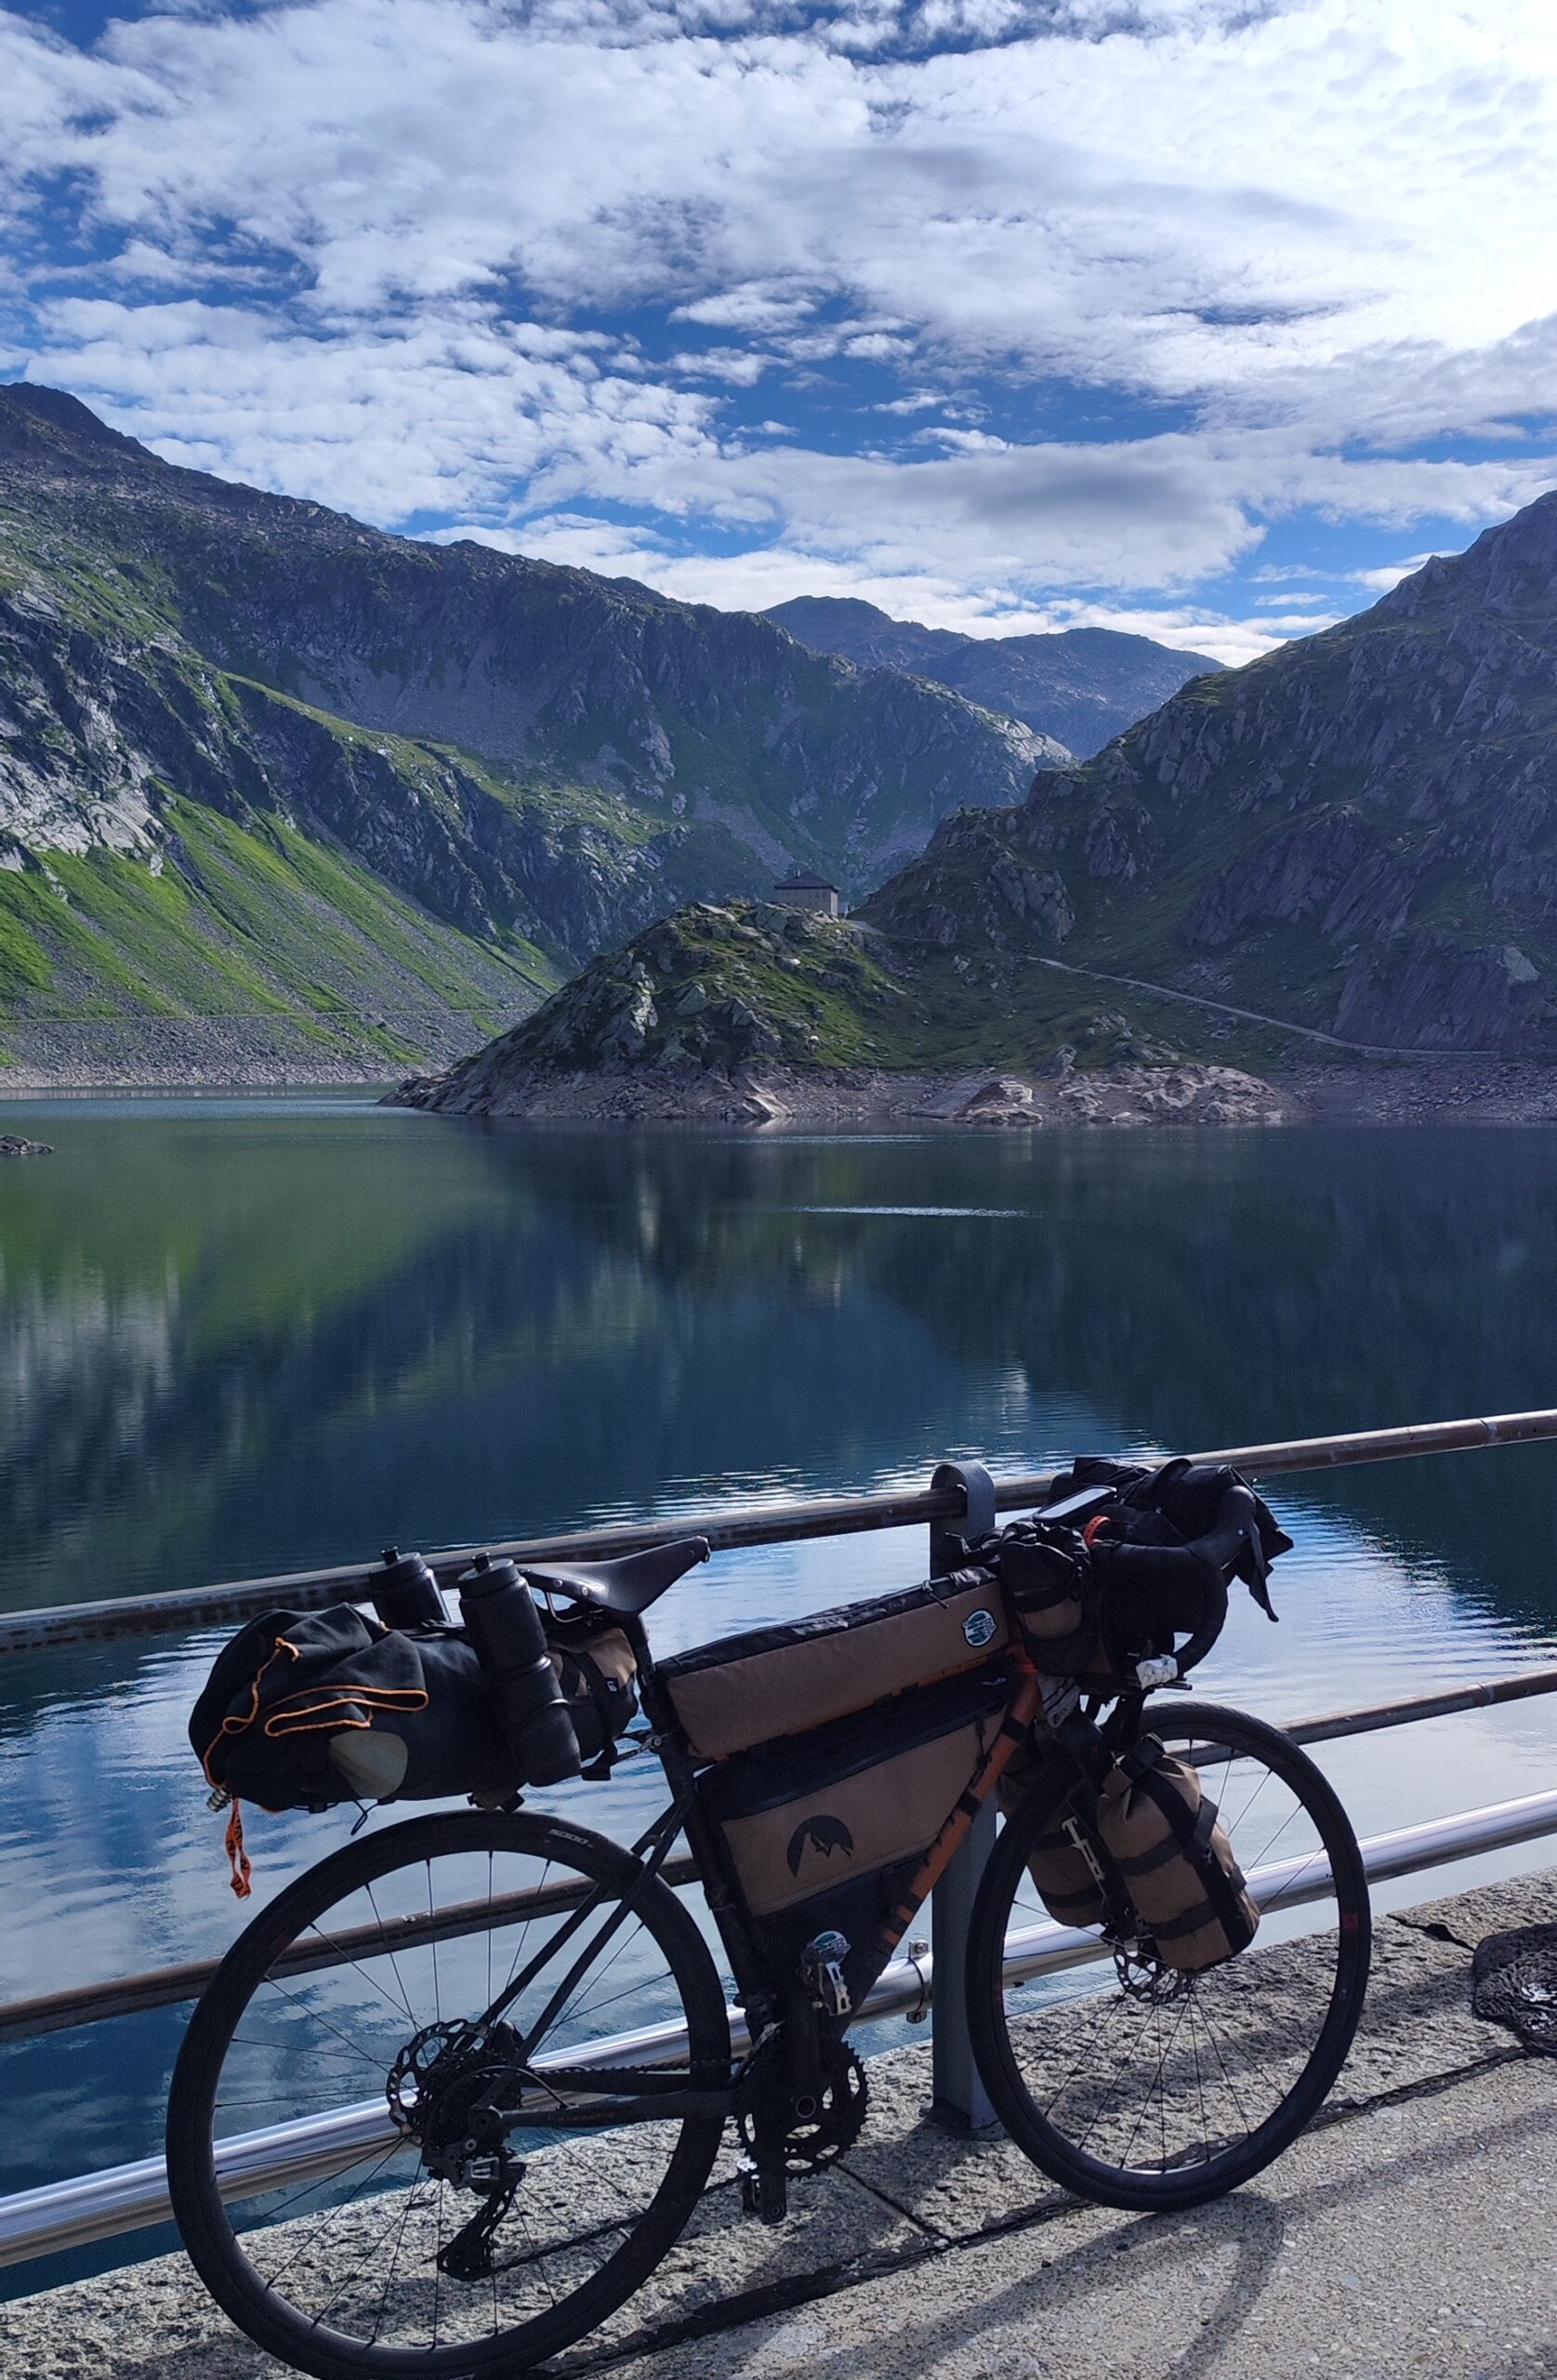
[14,2087,1547,2380]
[591,2091,1555,2380]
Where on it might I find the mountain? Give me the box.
[765,597,1222,756]
[862,489,1557,1054]
[391,895,1284,1126]
[0,383,1056,1078]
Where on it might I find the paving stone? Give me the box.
[6,1867,1556,2380]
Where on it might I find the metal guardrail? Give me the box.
[7,1783,1557,2267]
[5,1408,1557,2274]
[6,1408,1557,1656]
[8,1661,1557,2049]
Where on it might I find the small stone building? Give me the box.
[771,871,840,918]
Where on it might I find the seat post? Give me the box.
[927,1460,1001,2135]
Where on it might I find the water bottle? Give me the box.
[369,1547,444,1631]
[457,1554,582,1786]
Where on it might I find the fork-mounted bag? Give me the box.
[1097,1737,1259,1972]
[997,1735,1109,1930]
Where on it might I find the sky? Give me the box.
[3,2,1557,663]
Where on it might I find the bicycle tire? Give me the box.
[166,1809,731,2378]
[966,1700,1370,2211]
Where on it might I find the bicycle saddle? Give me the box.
[521,1535,710,1615]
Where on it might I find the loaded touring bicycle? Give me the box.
[168,1458,1371,2377]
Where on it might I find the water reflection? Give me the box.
[2,1103,1557,2285]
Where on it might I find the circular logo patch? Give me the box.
[963,1608,997,1648]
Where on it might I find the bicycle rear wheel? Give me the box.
[166,1810,730,2378]
[967,1700,1369,2210]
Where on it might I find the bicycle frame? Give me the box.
[467,1621,1053,2136]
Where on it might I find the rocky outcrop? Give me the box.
[1332,935,1550,1051]
[766,597,1221,757]
[861,486,1557,1054]
[396,901,893,1108]
[1181,810,1410,949]
[389,897,1287,1128]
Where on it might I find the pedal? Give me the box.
[799,1930,852,2016]
[736,2155,788,2224]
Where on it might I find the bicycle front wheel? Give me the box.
[166,1810,730,2379]
[968,1700,1370,2210]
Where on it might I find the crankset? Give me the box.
[736,2041,869,2176]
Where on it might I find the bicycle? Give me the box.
[166,1505,1371,2378]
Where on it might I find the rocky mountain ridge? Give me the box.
[863,488,1557,1053]
[0,382,1059,1073]
[766,596,1221,756]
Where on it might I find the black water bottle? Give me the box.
[458,1554,582,1786]
[369,1547,444,1631]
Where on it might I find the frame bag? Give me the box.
[660,1571,1007,1761]
[699,1669,1011,2008]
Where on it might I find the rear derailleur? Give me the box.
[387,2018,528,2281]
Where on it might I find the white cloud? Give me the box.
[442,514,1321,661]
[1348,551,1445,593]
[2,0,1556,619]
[665,346,774,383]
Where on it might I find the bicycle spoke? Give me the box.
[169,1812,724,2377]
[984,1702,1367,2203]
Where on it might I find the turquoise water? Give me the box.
[3,1096,1557,2292]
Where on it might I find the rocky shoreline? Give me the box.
[389,1057,1290,1128]
[389,1051,1557,1130]
[7,1030,1557,1126]
[1271,1056,1557,1125]
[0,1012,487,1091]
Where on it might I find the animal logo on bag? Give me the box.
[786,1815,855,1876]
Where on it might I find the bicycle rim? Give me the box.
[166,1810,730,2378]
[969,1700,1370,2210]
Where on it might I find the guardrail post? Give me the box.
[928,1459,1001,2133]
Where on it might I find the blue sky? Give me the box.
[4,1,1557,662]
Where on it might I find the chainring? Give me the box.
[737,2044,868,2175]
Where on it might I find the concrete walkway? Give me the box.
[6,1870,1556,2380]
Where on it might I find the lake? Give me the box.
[3,1094,1557,2294]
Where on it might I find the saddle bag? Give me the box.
[660,1570,1007,1761]
[191,1602,640,1845]
[547,1620,639,1776]
[700,1669,1011,2008]
[1096,1736,1260,1972]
